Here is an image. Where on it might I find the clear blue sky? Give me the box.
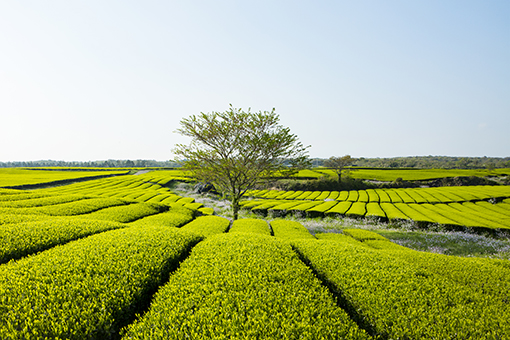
[1,1,509,162]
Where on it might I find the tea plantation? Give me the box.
[1,169,509,339]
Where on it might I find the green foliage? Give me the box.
[121,233,369,339]
[345,202,366,218]
[377,229,510,257]
[197,207,214,215]
[183,202,204,210]
[0,160,180,168]
[270,219,315,240]
[287,201,323,217]
[352,156,510,169]
[305,200,339,218]
[315,232,368,245]
[242,185,510,231]
[33,197,131,216]
[342,229,388,242]
[364,203,387,220]
[181,215,230,237]
[146,193,176,203]
[36,174,185,205]
[295,190,314,200]
[262,189,284,198]
[176,197,195,204]
[0,227,201,339]
[315,191,330,200]
[324,155,355,183]
[0,218,127,263]
[3,168,510,338]
[0,188,26,195]
[285,190,304,199]
[292,237,510,339]
[0,213,50,225]
[83,202,167,223]
[128,207,195,228]
[0,192,53,202]
[250,200,284,216]
[239,198,267,208]
[267,200,307,217]
[0,197,130,217]
[306,191,322,200]
[379,202,409,221]
[0,194,86,208]
[0,168,127,188]
[229,218,271,235]
[393,203,436,226]
[160,195,183,204]
[405,203,460,226]
[270,176,372,192]
[346,168,502,181]
[324,201,352,217]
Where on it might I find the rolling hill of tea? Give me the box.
[1,169,510,338]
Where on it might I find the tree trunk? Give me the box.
[232,196,240,220]
[337,170,342,183]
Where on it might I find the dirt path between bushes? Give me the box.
[133,170,151,175]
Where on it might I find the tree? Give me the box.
[485,161,495,172]
[324,155,354,183]
[173,105,310,220]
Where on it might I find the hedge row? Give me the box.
[128,207,195,228]
[270,220,315,240]
[244,198,510,230]
[181,216,230,237]
[292,235,510,339]
[229,218,272,235]
[0,227,201,339]
[38,175,186,206]
[0,213,50,226]
[0,197,130,217]
[245,185,510,204]
[33,197,131,216]
[81,202,167,223]
[0,194,86,208]
[121,233,370,339]
[0,218,127,264]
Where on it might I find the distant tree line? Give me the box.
[0,159,180,168]
[312,156,510,169]
[2,156,509,170]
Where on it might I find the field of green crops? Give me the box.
[195,167,510,182]
[243,185,510,231]
[282,167,510,182]
[316,168,510,181]
[1,168,510,338]
[0,168,129,187]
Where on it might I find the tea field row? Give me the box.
[245,185,510,203]
[279,168,510,181]
[314,168,510,181]
[1,210,510,338]
[1,171,209,214]
[242,186,510,230]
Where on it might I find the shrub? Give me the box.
[181,216,230,237]
[0,218,127,264]
[229,218,271,235]
[270,220,315,240]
